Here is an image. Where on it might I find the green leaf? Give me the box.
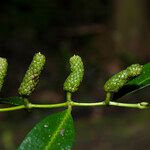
[18,109,75,150]
[0,96,25,106]
[113,63,150,100]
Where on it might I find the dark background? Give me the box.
[0,0,150,149]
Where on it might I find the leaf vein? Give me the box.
[45,109,70,150]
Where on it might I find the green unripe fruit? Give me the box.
[126,64,143,76]
[0,58,8,91]
[18,52,46,96]
[63,55,84,93]
[104,64,143,93]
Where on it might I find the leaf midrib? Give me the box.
[129,75,150,86]
[45,109,70,150]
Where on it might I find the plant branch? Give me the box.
[0,105,25,112]
[72,101,105,107]
[29,102,68,109]
[0,100,149,112]
[109,101,149,109]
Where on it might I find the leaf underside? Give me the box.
[18,109,75,150]
[113,63,150,100]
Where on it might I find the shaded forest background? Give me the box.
[0,0,150,149]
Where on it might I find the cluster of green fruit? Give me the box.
[0,52,143,97]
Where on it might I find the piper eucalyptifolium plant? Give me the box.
[0,52,150,150]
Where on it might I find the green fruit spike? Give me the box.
[0,58,8,91]
[104,64,143,93]
[126,64,143,76]
[63,55,84,93]
[18,52,46,96]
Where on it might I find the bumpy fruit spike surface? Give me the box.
[63,55,84,93]
[126,64,143,76]
[104,64,143,93]
[0,58,8,91]
[18,52,46,96]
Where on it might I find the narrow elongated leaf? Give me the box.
[0,96,25,105]
[113,63,150,100]
[18,109,75,150]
